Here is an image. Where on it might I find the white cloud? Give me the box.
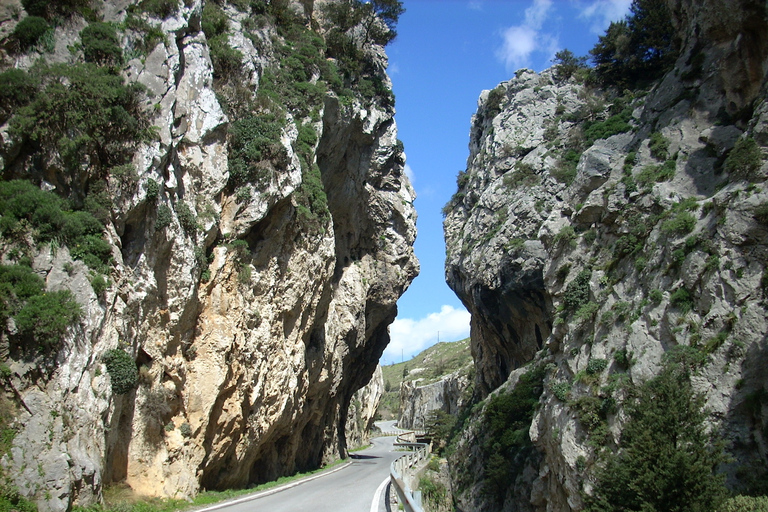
[497,25,538,71]
[404,163,415,183]
[383,305,471,363]
[578,0,632,34]
[496,0,557,72]
[468,0,483,11]
[524,0,552,29]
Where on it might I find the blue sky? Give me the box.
[381,0,632,363]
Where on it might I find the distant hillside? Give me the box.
[377,338,472,420]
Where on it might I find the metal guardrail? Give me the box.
[390,434,431,512]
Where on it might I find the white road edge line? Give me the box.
[196,461,354,512]
[371,476,390,512]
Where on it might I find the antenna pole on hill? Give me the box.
[438,331,440,343]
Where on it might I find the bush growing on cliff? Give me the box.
[22,0,90,18]
[227,113,287,188]
[586,347,728,511]
[552,49,588,81]
[0,264,82,351]
[0,181,111,271]
[564,269,592,313]
[103,349,138,395]
[481,364,545,502]
[131,0,180,19]
[725,137,763,180]
[81,22,123,66]
[8,63,152,177]
[12,16,50,51]
[424,409,456,454]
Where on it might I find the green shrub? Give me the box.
[586,350,728,511]
[614,348,632,368]
[575,301,600,322]
[0,264,82,351]
[586,358,608,375]
[124,14,166,55]
[649,131,670,161]
[552,149,581,185]
[296,123,318,166]
[155,204,172,230]
[146,179,160,201]
[0,181,110,270]
[22,0,90,18]
[753,202,768,226]
[554,225,577,247]
[8,63,151,175]
[0,493,36,512]
[703,331,728,354]
[103,349,138,395]
[719,495,768,512]
[614,233,642,258]
[670,287,693,314]
[209,34,243,80]
[419,476,448,510]
[571,395,611,443]
[13,16,50,50]
[485,86,506,118]
[724,137,762,180]
[175,201,197,235]
[649,289,663,305]
[584,109,632,145]
[550,381,571,401]
[81,22,123,65]
[201,2,229,39]
[296,164,330,229]
[564,269,592,312]
[661,211,696,236]
[636,160,675,186]
[504,162,539,188]
[481,364,545,501]
[228,113,286,187]
[135,0,180,19]
[90,274,108,296]
[14,290,82,347]
[0,68,37,119]
[180,422,193,437]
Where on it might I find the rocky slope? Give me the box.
[0,1,417,511]
[395,338,472,429]
[398,371,469,430]
[443,0,768,510]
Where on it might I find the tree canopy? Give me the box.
[590,0,678,88]
[587,347,729,511]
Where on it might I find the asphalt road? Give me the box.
[200,433,401,512]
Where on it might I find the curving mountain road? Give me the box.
[199,429,402,512]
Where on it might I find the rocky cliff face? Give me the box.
[0,1,417,511]
[444,0,768,510]
[398,371,469,429]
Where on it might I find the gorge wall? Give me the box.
[443,0,768,510]
[0,1,417,511]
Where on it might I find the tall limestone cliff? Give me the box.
[0,1,417,511]
[443,0,768,510]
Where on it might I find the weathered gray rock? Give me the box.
[398,371,470,429]
[444,1,768,510]
[0,1,417,510]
